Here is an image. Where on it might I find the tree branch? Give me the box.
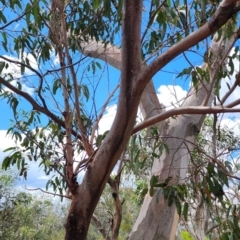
[91,214,111,240]
[0,55,47,109]
[25,187,71,199]
[132,106,240,134]
[220,73,240,104]
[0,76,81,140]
[90,83,120,145]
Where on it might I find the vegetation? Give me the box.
[0,171,65,239]
[0,0,240,239]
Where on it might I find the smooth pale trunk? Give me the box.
[129,31,237,240]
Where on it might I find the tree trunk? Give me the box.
[77,23,239,240]
[68,1,239,239]
[64,1,143,239]
[129,29,238,240]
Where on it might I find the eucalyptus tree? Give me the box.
[0,0,240,239]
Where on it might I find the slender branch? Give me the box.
[0,55,48,109]
[90,83,120,144]
[224,98,240,108]
[141,0,167,43]
[91,214,111,240]
[0,2,38,30]
[220,73,240,104]
[54,1,76,195]
[25,187,71,199]
[132,106,240,134]
[201,29,239,106]
[206,224,219,235]
[0,76,83,140]
[61,5,93,157]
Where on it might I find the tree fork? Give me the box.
[64,0,144,239]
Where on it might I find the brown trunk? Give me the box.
[65,195,89,239]
[64,1,143,239]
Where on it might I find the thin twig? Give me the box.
[25,186,71,199]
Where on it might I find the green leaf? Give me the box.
[150,175,158,187]
[82,84,89,101]
[141,188,148,197]
[0,10,7,23]
[2,156,11,169]
[183,202,188,220]
[3,147,16,152]
[167,197,174,207]
[0,61,5,73]
[149,187,154,197]
[93,0,101,10]
[25,3,31,25]
[52,78,61,95]
[95,61,102,69]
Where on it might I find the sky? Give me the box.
[0,1,240,193]
[1,52,240,190]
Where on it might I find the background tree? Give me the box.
[0,170,66,240]
[0,0,240,239]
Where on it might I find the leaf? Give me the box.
[82,84,89,101]
[152,152,159,158]
[0,10,7,23]
[93,0,101,9]
[0,61,5,73]
[95,61,102,69]
[25,3,31,25]
[191,70,199,90]
[175,200,181,216]
[149,187,154,197]
[163,143,169,154]
[2,156,11,169]
[183,202,188,220]
[167,197,173,207]
[52,78,61,95]
[3,147,16,152]
[141,188,148,197]
[228,56,234,75]
[150,175,158,187]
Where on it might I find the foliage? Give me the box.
[88,184,140,240]
[0,0,239,239]
[180,231,194,240]
[131,117,240,239]
[0,171,66,240]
